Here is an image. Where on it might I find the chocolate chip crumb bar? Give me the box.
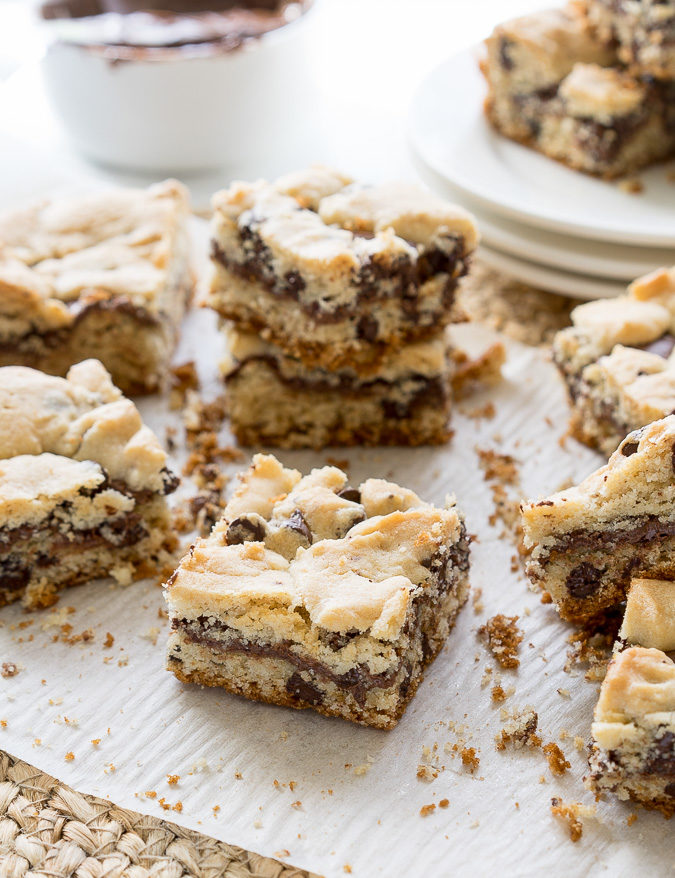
[522,416,675,620]
[0,180,193,394]
[582,0,675,80]
[587,647,675,817]
[482,7,675,178]
[619,578,675,652]
[220,326,452,449]
[207,166,478,372]
[165,454,470,728]
[553,266,675,455]
[0,360,179,609]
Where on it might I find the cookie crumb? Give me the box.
[543,743,570,776]
[496,706,541,750]
[618,178,643,195]
[420,803,436,818]
[451,343,505,398]
[460,747,480,773]
[550,798,594,842]
[1,662,19,678]
[417,763,439,782]
[479,615,523,669]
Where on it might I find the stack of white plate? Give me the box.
[409,49,675,300]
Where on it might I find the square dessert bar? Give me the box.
[587,647,675,817]
[553,266,675,455]
[0,180,192,394]
[165,454,470,728]
[619,578,675,653]
[583,0,675,80]
[221,326,452,448]
[0,360,178,609]
[207,166,478,371]
[482,7,675,178]
[522,416,675,620]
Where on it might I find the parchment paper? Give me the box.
[2,301,674,878]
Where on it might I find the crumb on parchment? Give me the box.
[550,798,595,842]
[543,743,570,777]
[496,707,541,750]
[460,747,480,773]
[479,615,524,669]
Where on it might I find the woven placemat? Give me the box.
[0,750,319,878]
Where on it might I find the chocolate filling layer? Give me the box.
[551,516,675,556]
[172,525,470,707]
[0,294,166,360]
[0,465,176,555]
[600,729,675,781]
[509,78,673,166]
[226,354,449,418]
[211,226,467,326]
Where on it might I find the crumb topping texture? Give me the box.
[166,453,463,639]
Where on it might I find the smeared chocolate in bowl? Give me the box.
[41,0,310,56]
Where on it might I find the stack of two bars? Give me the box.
[206,167,479,448]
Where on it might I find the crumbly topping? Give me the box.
[487,7,614,89]
[559,63,645,121]
[522,415,675,543]
[0,179,190,330]
[0,360,173,496]
[166,453,464,639]
[593,647,675,740]
[620,578,675,652]
[210,166,478,293]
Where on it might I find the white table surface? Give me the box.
[0,0,550,204]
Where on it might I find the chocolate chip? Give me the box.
[566,562,605,598]
[287,509,313,545]
[646,731,675,775]
[320,629,359,651]
[337,487,361,503]
[161,467,180,495]
[356,313,379,342]
[621,441,639,457]
[284,269,305,295]
[0,557,30,593]
[639,332,675,359]
[286,672,323,706]
[499,38,514,71]
[665,783,675,798]
[226,514,267,545]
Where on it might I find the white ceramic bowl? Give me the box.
[40,7,312,173]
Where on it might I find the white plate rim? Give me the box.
[408,48,675,248]
[412,155,673,282]
[478,244,625,299]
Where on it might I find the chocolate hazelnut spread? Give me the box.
[41,0,309,56]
